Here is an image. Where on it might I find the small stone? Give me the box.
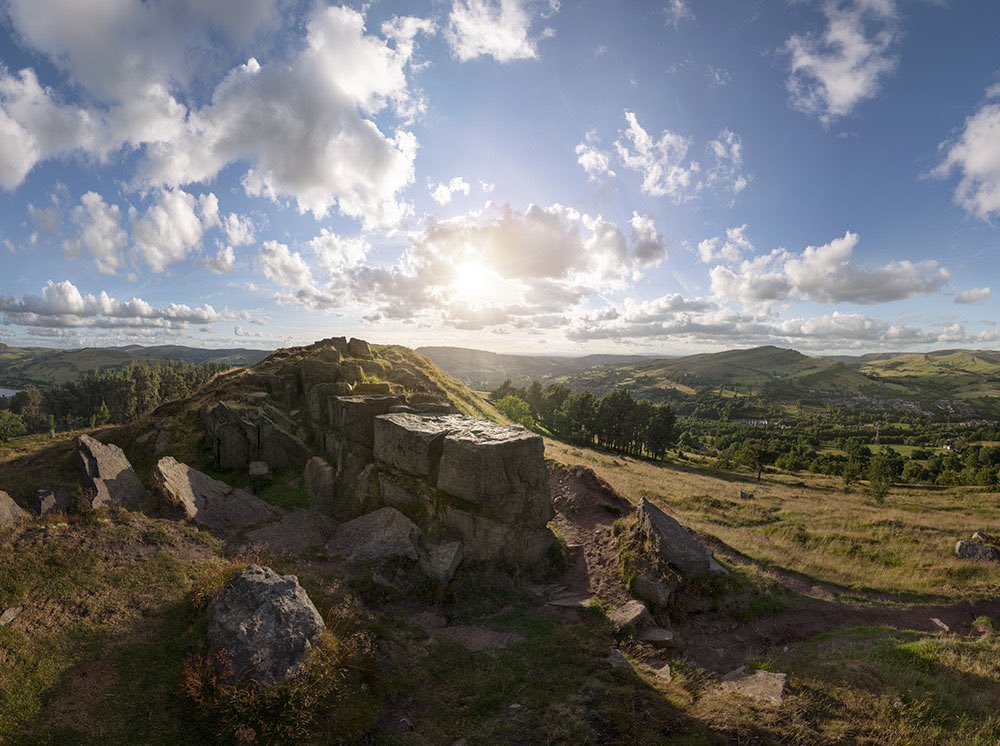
[717,667,787,707]
[0,606,22,626]
[608,599,652,632]
[636,626,675,648]
[155,430,169,454]
[655,663,672,682]
[0,490,29,528]
[36,488,72,517]
[420,540,464,585]
[930,617,950,633]
[606,650,632,669]
[248,461,271,479]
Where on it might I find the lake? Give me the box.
[0,388,19,398]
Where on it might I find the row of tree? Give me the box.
[0,360,224,438]
[490,380,677,460]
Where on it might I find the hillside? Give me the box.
[0,343,271,386]
[416,346,649,390]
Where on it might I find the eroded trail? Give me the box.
[549,463,1000,673]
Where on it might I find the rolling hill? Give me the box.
[0,343,271,386]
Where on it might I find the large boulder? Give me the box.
[206,565,326,685]
[304,456,336,506]
[325,507,421,562]
[634,498,721,579]
[346,338,372,358]
[441,505,554,565]
[153,457,283,536]
[435,421,553,528]
[77,434,148,510]
[373,413,463,477]
[955,540,1000,563]
[0,490,29,528]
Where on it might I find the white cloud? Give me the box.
[0,279,222,329]
[445,0,558,63]
[132,188,216,272]
[698,224,753,264]
[205,245,236,275]
[955,287,991,305]
[709,231,950,304]
[785,0,899,124]
[664,0,695,28]
[28,201,61,236]
[234,324,262,338]
[575,130,615,181]
[479,179,496,193]
[934,94,1000,221]
[63,192,128,275]
[430,176,472,206]
[222,212,256,247]
[257,240,317,292]
[706,129,749,193]
[707,65,731,88]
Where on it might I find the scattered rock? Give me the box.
[35,488,72,517]
[0,606,22,626]
[930,617,950,633]
[634,498,722,578]
[77,434,149,510]
[955,540,1000,563]
[153,457,283,536]
[433,625,521,652]
[206,565,325,685]
[248,461,271,480]
[972,531,996,544]
[420,540,464,585]
[136,429,156,445]
[325,507,421,562]
[654,663,672,683]
[631,575,676,609]
[739,490,754,500]
[346,337,373,358]
[717,667,787,707]
[154,430,169,455]
[244,509,336,556]
[608,599,652,632]
[606,650,632,670]
[0,490,29,528]
[636,626,675,648]
[304,456,336,507]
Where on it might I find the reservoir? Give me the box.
[0,388,19,398]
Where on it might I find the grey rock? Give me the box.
[420,540,464,585]
[325,507,421,562]
[441,505,554,565]
[717,667,787,706]
[353,382,393,395]
[329,395,404,447]
[635,498,718,578]
[244,509,336,557]
[955,540,1000,563]
[36,488,72,517]
[155,430,169,455]
[608,599,652,632]
[632,574,676,609]
[655,663,672,682]
[248,461,271,479]
[373,413,463,477]
[606,650,632,670]
[0,606,22,626]
[636,626,675,648]
[972,531,995,544]
[77,434,148,510]
[204,401,311,472]
[346,337,373,358]
[153,457,283,536]
[304,456,336,507]
[206,565,325,685]
[0,490,29,528]
[136,429,156,445]
[435,421,553,528]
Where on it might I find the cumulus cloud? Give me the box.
[254,203,666,332]
[0,279,222,329]
[698,224,753,264]
[785,0,899,124]
[709,231,950,304]
[575,130,615,181]
[955,287,991,304]
[62,192,128,275]
[664,0,695,28]
[933,89,1000,220]
[605,112,749,201]
[132,188,217,272]
[430,176,472,206]
[222,212,255,247]
[445,0,558,63]
[205,245,236,275]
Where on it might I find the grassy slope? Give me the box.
[859,350,1000,401]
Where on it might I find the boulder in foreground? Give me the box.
[206,565,326,685]
[77,434,148,510]
[955,539,1000,563]
[0,490,29,528]
[634,498,724,579]
[325,506,421,562]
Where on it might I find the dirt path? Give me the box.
[549,463,1000,673]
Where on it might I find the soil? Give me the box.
[548,462,1000,673]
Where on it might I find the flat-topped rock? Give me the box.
[153,457,283,536]
[635,498,720,579]
[206,565,325,685]
[77,434,148,510]
[325,507,421,562]
[373,413,468,477]
[436,421,552,528]
[346,337,372,358]
[0,490,29,528]
[608,599,652,632]
[329,395,404,447]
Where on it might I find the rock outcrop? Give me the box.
[206,565,326,685]
[955,539,1000,563]
[0,490,29,528]
[634,498,725,579]
[325,507,422,562]
[77,434,148,510]
[204,400,311,472]
[153,457,283,536]
[35,488,72,517]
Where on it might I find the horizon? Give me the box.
[1,1,998,356]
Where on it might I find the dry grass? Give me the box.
[545,440,1000,599]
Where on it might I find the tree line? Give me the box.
[490,379,676,460]
[0,360,225,440]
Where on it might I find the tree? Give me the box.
[495,395,533,429]
[0,410,27,442]
[645,405,676,460]
[866,453,894,503]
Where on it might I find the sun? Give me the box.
[450,259,493,303]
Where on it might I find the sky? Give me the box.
[0,0,998,356]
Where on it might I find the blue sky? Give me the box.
[0,0,998,355]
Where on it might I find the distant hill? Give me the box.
[0,343,272,386]
[855,350,1000,407]
[416,346,651,390]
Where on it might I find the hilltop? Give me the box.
[0,343,271,387]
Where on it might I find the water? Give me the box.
[0,388,19,399]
